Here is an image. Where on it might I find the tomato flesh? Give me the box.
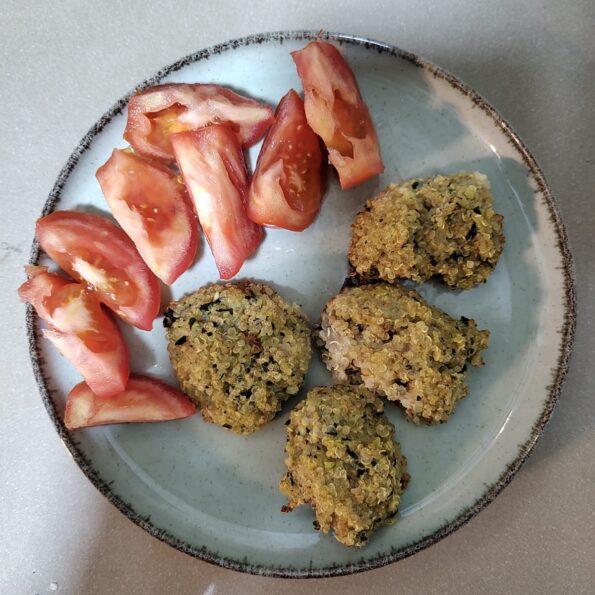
[18,266,70,320]
[96,149,198,285]
[291,40,384,189]
[64,375,197,429]
[247,89,324,231]
[18,268,130,398]
[124,84,275,162]
[171,125,264,279]
[36,211,160,330]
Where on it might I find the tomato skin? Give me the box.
[247,89,324,231]
[171,125,264,280]
[64,375,197,429]
[36,211,161,331]
[291,41,384,189]
[96,149,198,285]
[18,269,130,398]
[44,330,129,399]
[124,84,275,162]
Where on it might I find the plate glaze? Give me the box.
[27,31,575,577]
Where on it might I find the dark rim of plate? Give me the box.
[26,30,576,579]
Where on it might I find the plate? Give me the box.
[27,31,575,577]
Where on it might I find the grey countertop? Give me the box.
[2,1,594,593]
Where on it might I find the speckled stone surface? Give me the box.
[1,1,594,594]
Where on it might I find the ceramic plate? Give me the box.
[27,31,575,577]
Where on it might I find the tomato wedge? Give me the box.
[247,89,324,231]
[171,125,264,279]
[64,375,197,429]
[18,267,130,398]
[291,40,384,189]
[36,211,160,330]
[124,84,275,162]
[19,265,70,321]
[96,149,198,285]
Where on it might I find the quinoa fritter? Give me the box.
[317,283,489,424]
[279,385,408,547]
[349,171,504,289]
[164,282,311,434]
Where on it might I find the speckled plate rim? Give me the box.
[25,30,576,578]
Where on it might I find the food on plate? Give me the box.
[17,37,519,563]
[279,385,408,547]
[292,40,384,189]
[96,149,198,285]
[36,210,160,330]
[164,281,311,434]
[18,267,129,398]
[64,375,197,429]
[349,172,505,289]
[317,282,489,424]
[124,83,275,162]
[247,89,324,231]
[171,125,263,279]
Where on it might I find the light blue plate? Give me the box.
[28,31,575,577]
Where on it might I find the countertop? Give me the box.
[1,1,594,593]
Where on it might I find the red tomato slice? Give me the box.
[96,149,198,285]
[291,40,384,189]
[124,84,275,162]
[64,375,197,429]
[247,89,324,231]
[18,268,130,398]
[171,125,264,279]
[18,266,70,320]
[36,211,160,330]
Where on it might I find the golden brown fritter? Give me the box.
[165,282,311,434]
[317,283,489,424]
[280,385,408,547]
[349,172,504,289]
